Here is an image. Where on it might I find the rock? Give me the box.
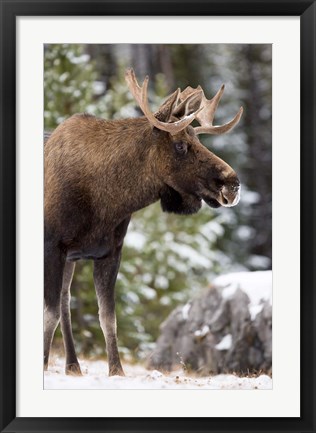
[148,271,272,375]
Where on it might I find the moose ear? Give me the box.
[172,90,203,119]
[154,88,180,123]
[155,89,203,123]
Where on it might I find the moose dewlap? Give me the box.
[44,68,243,376]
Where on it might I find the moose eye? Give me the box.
[174,141,188,155]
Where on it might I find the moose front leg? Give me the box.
[93,251,124,376]
[93,218,130,376]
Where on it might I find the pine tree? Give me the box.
[44,44,98,130]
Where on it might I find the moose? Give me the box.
[44,68,243,376]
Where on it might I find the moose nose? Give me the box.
[220,183,241,207]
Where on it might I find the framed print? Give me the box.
[0,1,315,432]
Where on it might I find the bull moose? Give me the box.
[44,68,243,376]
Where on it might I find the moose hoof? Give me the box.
[65,363,82,376]
[109,367,125,377]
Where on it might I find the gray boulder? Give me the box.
[148,271,272,375]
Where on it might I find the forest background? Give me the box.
[44,43,272,363]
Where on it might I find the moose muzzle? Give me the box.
[219,182,241,207]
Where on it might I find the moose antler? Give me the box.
[125,68,203,134]
[125,69,243,135]
[193,85,243,135]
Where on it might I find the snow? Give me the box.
[181,303,191,320]
[124,291,139,303]
[222,282,238,298]
[44,358,272,390]
[236,225,254,241]
[124,231,147,250]
[59,72,69,83]
[241,189,261,204]
[119,105,138,119]
[66,52,90,64]
[194,325,210,338]
[200,219,225,241]
[214,270,272,320]
[160,296,171,306]
[139,285,156,300]
[93,80,105,95]
[215,333,232,351]
[149,369,164,379]
[247,254,271,269]
[155,275,169,289]
[169,242,212,268]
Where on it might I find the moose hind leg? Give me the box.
[61,261,82,375]
[44,306,61,370]
[93,254,124,376]
[44,244,65,370]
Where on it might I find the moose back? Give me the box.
[44,68,243,376]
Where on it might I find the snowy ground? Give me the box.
[213,270,272,321]
[45,357,272,390]
[45,271,272,390]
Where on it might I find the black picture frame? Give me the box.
[0,1,315,432]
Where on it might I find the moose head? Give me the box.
[125,68,242,215]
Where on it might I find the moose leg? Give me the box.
[60,261,82,375]
[93,251,124,376]
[93,218,130,376]
[44,243,65,370]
